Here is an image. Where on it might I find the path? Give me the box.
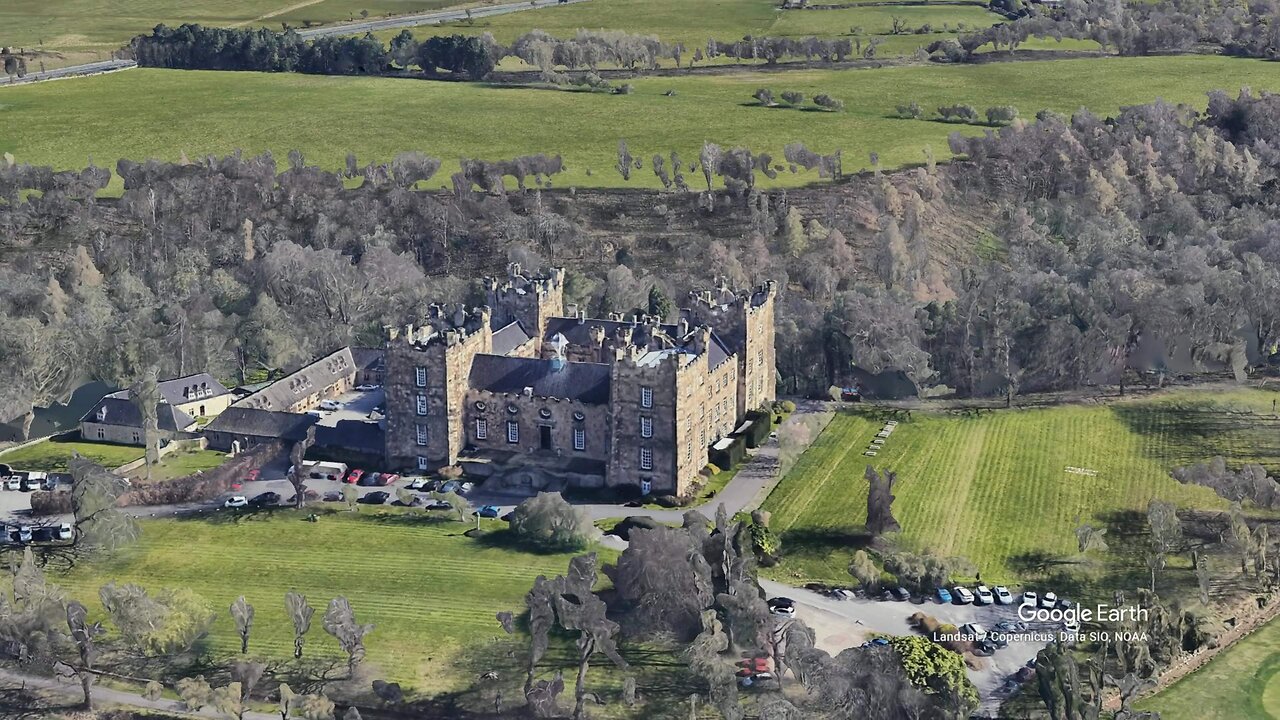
[0,668,278,720]
[3,0,591,86]
[233,0,328,27]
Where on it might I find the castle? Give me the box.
[383,265,776,497]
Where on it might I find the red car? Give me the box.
[378,473,400,486]
[245,469,261,482]
[345,469,364,485]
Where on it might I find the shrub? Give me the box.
[937,104,979,123]
[751,522,781,561]
[986,105,1019,125]
[781,90,805,106]
[896,101,923,119]
[703,463,723,476]
[614,83,634,95]
[813,94,845,111]
[753,87,775,106]
[509,491,598,551]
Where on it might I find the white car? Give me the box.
[993,586,1013,604]
[459,482,475,494]
[863,451,878,457]
[1022,591,1039,607]
[16,526,32,543]
[224,496,249,509]
[355,384,380,391]
[974,585,994,605]
[318,400,342,411]
[57,523,73,541]
[3,478,20,491]
[952,586,975,604]
[1063,617,1080,633]
[405,478,429,490]
[1040,592,1058,609]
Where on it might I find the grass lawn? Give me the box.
[760,389,1280,586]
[0,0,465,61]
[1141,614,1280,720]
[2,56,1277,193]
[54,508,614,693]
[133,448,231,482]
[0,437,142,472]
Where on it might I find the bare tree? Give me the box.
[1146,499,1182,591]
[323,597,374,676]
[286,590,314,659]
[231,596,255,654]
[64,601,101,708]
[289,426,316,509]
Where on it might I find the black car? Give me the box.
[888,587,911,601]
[424,499,452,511]
[250,492,281,506]
[766,597,795,609]
[322,491,344,502]
[358,491,390,505]
[394,495,423,507]
[357,473,379,487]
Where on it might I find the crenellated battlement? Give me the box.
[385,304,492,349]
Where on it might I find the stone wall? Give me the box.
[80,421,144,446]
[463,389,610,464]
[608,352,680,495]
[486,264,565,341]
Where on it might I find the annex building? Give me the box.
[384,265,776,497]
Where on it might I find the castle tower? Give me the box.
[484,264,565,345]
[681,280,777,418]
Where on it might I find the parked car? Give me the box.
[377,473,400,486]
[356,472,380,487]
[355,384,380,391]
[860,637,890,648]
[250,492,281,507]
[394,495,423,507]
[476,505,501,518]
[224,496,249,508]
[459,481,475,494]
[767,597,796,616]
[440,481,460,494]
[952,586,975,604]
[1021,591,1039,607]
[831,588,856,600]
[15,526,32,543]
[245,469,261,482]
[56,523,73,541]
[2,478,19,491]
[994,620,1028,633]
[936,588,953,604]
[319,400,342,411]
[887,587,911,601]
[994,586,1013,604]
[960,623,987,640]
[1063,617,1080,632]
[323,491,344,502]
[405,477,430,491]
[346,469,365,485]
[1057,598,1075,611]
[358,491,390,505]
[285,489,320,504]
[974,585,994,605]
[425,500,452,511]
[1040,592,1058,609]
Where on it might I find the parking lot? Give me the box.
[760,579,1061,716]
[311,387,384,429]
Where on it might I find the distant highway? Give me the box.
[2,0,588,86]
[2,58,136,87]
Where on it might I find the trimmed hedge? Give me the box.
[743,410,772,448]
[710,434,747,470]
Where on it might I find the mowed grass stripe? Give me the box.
[762,391,1275,585]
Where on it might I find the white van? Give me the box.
[303,461,348,481]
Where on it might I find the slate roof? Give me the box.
[154,373,232,405]
[204,406,319,442]
[81,397,196,432]
[543,316,735,369]
[235,347,356,411]
[491,320,533,356]
[350,347,384,372]
[468,354,612,404]
[315,420,385,453]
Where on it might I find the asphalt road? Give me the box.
[3,0,591,86]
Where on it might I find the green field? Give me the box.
[398,0,1012,60]
[760,389,1280,585]
[1141,614,1280,719]
[134,448,231,481]
[0,0,464,62]
[0,438,142,472]
[53,508,606,692]
[2,57,1277,192]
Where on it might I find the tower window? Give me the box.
[476,418,488,440]
[416,424,428,446]
[574,427,585,451]
[416,394,428,415]
[641,386,653,408]
[507,420,519,444]
[640,416,653,438]
[640,447,653,471]
[415,366,428,387]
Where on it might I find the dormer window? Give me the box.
[96,407,107,422]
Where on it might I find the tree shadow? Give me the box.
[777,526,874,555]
[1110,400,1280,472]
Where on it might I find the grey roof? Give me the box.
[468,354,611,404]
[708,334,731,369]
[350,347,385,372]
[315,420,384,453]
[154,373,231,405]
[235,347,356,411]
[543,317,681,348]
[204,406,318,441]
[492,320,533,356]
[81,397,196,432]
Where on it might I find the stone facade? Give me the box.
[383,265,777,497]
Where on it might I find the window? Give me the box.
[132,432,140,444]
[474,400,487,411]
[415,366,428,387]
[414,424,427,446]
[507,420,519,444]
[96,428,105,440]
[640,447,653,471]
[757,350,765,368]
[539,408,552,419]
[416,394,428,415]
[640,416,653,438]
[573,427,585,451]
[641,386,653,408]
[417,456,429,470]
[475,418,488,440]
